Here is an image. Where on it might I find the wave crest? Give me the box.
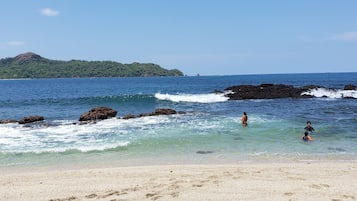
[154,93,229,103]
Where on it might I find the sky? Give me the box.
[0,0,357,76]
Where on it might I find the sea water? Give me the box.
[0,73,357,169]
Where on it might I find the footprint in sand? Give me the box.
[48,196,77,201]
[146,192,162,201]
[284,192,295,196]
[85,193,98,199]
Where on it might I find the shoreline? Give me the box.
[1,161,357,201]
[2,152,357,174]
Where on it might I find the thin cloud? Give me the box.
[40,8,60,16]
[328,31,357,41]
[6,41,25,46]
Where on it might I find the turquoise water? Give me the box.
[0,73,357,169]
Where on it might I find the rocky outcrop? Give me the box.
[122,108,181,120]
[224,84,356,100]
[224,84,307,100]
[79,107,117,121]
[18,116,44,124]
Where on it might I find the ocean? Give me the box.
[1,73,357,170]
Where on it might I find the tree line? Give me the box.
[0,53,183,79]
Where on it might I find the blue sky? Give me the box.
[1,0,357,75]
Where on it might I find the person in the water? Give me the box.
[302,131,313,141]
[304,121,315,133]
[241,112,248,127]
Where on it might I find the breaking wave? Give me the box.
[301,88,357,99]
[154,93,229,103]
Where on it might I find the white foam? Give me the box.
[0,114,183,154]
[301,88,357,99]
[155,92,229,103]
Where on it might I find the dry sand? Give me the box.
[1,162,357,201]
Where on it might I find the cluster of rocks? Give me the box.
[78,107,182,122]
[0,107,181,125]
[224,84,357,100]
[0,115,45,125]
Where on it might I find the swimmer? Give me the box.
[301,131,313,141]
[304,121,315,133]
[241,112,248,127]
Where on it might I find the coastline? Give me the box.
[1,161,356,201]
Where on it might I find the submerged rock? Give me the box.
[122,108,181,119]
[152,108,177,115]
[79,107,117,121]
[196,150,214,154]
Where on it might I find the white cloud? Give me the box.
[40,8,60,16]
[6,41,25,46]
[328,31,357,41]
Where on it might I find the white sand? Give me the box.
[1,162,357,201]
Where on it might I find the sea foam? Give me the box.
[301,88,357,99]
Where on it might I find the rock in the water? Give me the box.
[344,84,357,90]
[122,108,180,119]
[0,119,18,124]
[152,108,177,115]
[224,84,357,100]
[225,84,304,100]
[79,107,117,121]
[18,116,44,124]
[122,114,137,120]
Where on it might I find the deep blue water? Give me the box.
[0,73,356,168]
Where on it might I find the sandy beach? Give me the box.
[1,162,356,201]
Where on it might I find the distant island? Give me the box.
[0,52,183,79]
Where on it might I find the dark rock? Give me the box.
[225,84,305,100]
[344,84,357,90]
[79,107,117,121]
[18,116,44,124]
[122,114,137,120]
[122,108,182,120]
[152,108,177,115]
[224,83,357,100]
[0,119,18,124]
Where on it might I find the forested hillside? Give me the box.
[0,52,183,78]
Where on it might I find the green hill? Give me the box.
[0,52,183,78]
